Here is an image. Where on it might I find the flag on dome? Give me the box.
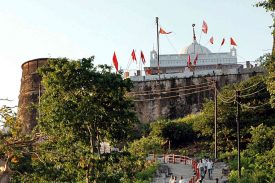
[230,37,237,46]
[131,49,137,61]
[194,54,198,65]
[112,52,118,72]
[210,36,214,44]
[141,51,146,64]
[159,27,172,34]
[202,20,208,34]
[221,38,225,46]
[187,55,191,66]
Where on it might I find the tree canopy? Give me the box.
[11,57,140,182]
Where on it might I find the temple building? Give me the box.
[145,40,239,75]
[130,27,242,81]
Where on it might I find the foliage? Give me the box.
[247,124,275,154]
[149,119,195,148]
[135,163,159,182]
[128,136,164,158]
[226,124,275,183]
[0,104,38,180]
[191,76,274,151]
[256,1,275,108]
[10,57,139,182]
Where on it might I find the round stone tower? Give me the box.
[17,58,48,134]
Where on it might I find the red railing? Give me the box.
[148,154,200,183]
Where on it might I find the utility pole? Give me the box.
[156,17,160,80]
[236,90,241,178]
[214,80,217,160]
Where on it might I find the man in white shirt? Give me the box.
[207,160,213,179]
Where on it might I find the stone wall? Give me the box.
[17,58,265,132]
[17,58,48,133]
[132,68,265,123]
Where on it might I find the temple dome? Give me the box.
[182,40,211,54]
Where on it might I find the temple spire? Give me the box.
[192,24,196,42]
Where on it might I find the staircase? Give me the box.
[149,154,229,183]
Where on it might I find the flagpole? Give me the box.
[156,17,160,80]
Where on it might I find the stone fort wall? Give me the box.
[132,68,265,123]
[17,58,265,132]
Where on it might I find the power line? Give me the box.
[0,99,13,101]
[216,89,235,101]
[133,87,213,102]
[235,101,270,109]
[239,87,266,98]
[238,81,263,92]
[131,83,213,96]
[217,95,235,104]
[129,81,213,95]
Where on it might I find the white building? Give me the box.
[129,32,242,81]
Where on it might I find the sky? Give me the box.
[0,0,273,108]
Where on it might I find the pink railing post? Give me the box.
[173,154,175,164]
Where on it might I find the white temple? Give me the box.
[145,40,239,74]
[130,26,242,81]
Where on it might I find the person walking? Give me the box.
[169,175,174,183]
[179,176,188,183]
[197,160,205,180]
[207,159,213,179]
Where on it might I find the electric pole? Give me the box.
[236,90,241,178]
[214,80,217,160]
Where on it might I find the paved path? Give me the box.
[152,162,228,183]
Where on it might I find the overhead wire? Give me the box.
[165,34,179,54]
[133,87,213,102]
[130,82,213,96]
[215,89,235,101]
[239,87,266,98]
[238,82,263,92]
[129,81,214,94]
[217,95,235,104]
[235,101,270,109]
[131,84,213,97]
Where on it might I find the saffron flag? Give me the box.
[221,38,225,46]
[159,27,172,34]
[187,55,191,66]
[141,51,146,64]
[194,54,198,65]
[210,36,214,44]
[202,20,208,34]
[230,37,237,46]
[131,49,137,61]
[112,52,118,72]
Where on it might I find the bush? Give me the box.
[135,163,159,182]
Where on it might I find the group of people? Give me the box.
[197,157,214,181]
[168,175,188,183]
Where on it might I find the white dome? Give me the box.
[182,40,211,54]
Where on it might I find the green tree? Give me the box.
[0,102,40,182]
[256,1,275,108]
[23,57,138,182]
[191,76,274,151]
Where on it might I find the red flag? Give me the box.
[221,38,225,46]
[159,27,172,34]
[131,49,137,61]
[187,55,191,66]
[230,37,237,46]
[202,20,208,34]
[112,52,118,72]
[210,36,214,44]
[141,51,146,64]
[194,54,198,65]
